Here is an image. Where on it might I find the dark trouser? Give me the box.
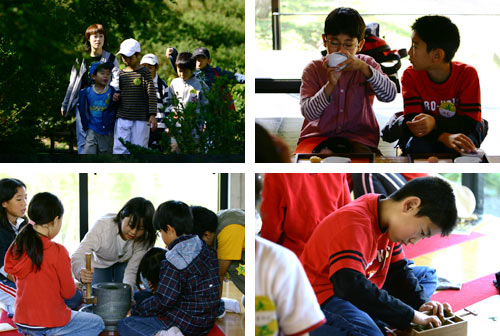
[312,267,437,336]
[405,137,456,154]
[311,296,384,336]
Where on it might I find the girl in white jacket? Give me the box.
[71,197,156,292]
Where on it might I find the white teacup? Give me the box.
[322,156,351,163]
[326,52,348,69]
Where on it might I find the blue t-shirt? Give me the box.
[88,85,113,135]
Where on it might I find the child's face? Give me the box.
[121,216,145,241]
[160,226,177,247]
[177,66,193,80]
[195,56,210,70]
[408,31,434,71]
[122,54,139,68]
[1,186,27,221]
[142,63,157,78]
[388,197,441,245]
[323,33,364,57]
[89,33,105,50]
[92,68,110,86]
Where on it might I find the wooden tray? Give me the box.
[396,310,467,336]
[294,152,374,163]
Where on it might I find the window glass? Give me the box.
[0,172,220,253]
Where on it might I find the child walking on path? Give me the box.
[4,192,104,336]
[113,38,157,154]
[79,61,117,154]
[140,53,170,150]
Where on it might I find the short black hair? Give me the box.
[412,15,460,62]
[191,206,218,238]
[153,200,193,236]
[136,247,166,289]
[324,7,365,41]
[389,176,457,236]
[115,197,156,248]
[176,52,195,71]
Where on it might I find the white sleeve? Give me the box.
[256,237,325,335]
[71,218,104,280]
[110,57,121,92]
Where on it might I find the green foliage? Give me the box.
[0,0,244,155]
[125,76,244,155]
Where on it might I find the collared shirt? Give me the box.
[299,54,396,148]
[132,235,221,336]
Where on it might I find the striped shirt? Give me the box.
[299,54,396,149]
[153,74,170,129]
[117,66,157,121]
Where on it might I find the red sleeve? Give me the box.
[328,215,372,279]
[260,174,286,243]
[456,66,481,122]
[390,243,406,264]
[57,245,77,299]
[341,174,352,206]
[401,67,424,115]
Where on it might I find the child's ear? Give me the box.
[322,34,326,47]
[357,39,365,53]
[432,48,445,63]
[403,196,421,214]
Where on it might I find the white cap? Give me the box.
[117,38,141,57]
[140,53,158,66]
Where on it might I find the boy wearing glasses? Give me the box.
[401,16,483,154]
[297,7,397,155]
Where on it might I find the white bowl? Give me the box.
[454,156,482,163]
[322,156,351,163]
[326,52,348,69]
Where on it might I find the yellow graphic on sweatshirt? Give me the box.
[256,295,278,336]
[439,101,456,118]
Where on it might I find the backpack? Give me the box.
[360,23,407,93]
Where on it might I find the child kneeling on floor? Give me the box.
[4,192,104,336]
[301,176,457,335]
[117,200,222,336]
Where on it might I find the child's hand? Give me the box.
[336,51,373,78]
[419,301,451,321]
[166,48,173,58]
[406,113,436,137]
[322,57,342,93]
[147,280,157,294]
[79,268,94,284]
[61,107,65,117]
[413,310,442,328]
[438,132,476,153]
[149,115,158,131]
[113,93,120,102]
